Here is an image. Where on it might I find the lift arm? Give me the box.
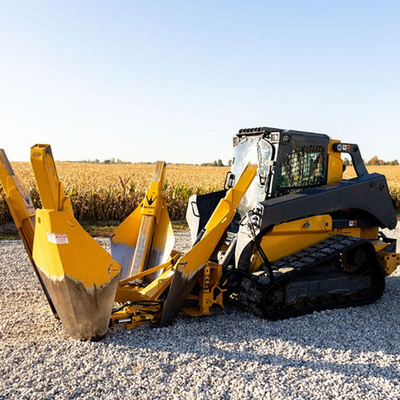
[160,162,257,326]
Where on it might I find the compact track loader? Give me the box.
[1,126,399,340]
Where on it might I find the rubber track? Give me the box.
[227,235,385,320]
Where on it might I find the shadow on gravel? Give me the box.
[105,327,399,382]
[2,240,399,382]
[103,275,400,380]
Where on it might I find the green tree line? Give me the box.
[344,156,399,167]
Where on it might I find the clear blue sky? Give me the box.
[1,1,399,164]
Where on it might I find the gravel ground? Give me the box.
[1,229,400,400]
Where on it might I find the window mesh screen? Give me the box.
[275,145,326,196]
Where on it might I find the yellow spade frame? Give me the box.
[1,144,258,337]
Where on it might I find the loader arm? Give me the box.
[160,162,257,326]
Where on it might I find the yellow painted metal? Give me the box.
[111,197,173,253]
[0,149,58,316]
[111,200,142,247]
[177,163,258,280]
[377,251,400,276]
[327,139,343,184]
[110,162,174,281]
[252,215,388,272]
[118,251,180,285]
[160,162,257,326]
[183,262,224,317]
[370,241,390,253]
[130,161,166,275]
[112,258,177,327]
[332,227,378,240]
[142,173,165,221]
[251,215,333,269]
[30,144,121,286]
[360,227,379,239]
[33,209,120,286]
[0,149,36,248]
[113,244,225,326]
[150,203,175,271]
[30,144,121,340]
[110,302,161,329]
[332,227,360,236]
[30,144,73,214]
[115,264,175,303]
[113,163,257,327]
[269,215,332,234]
[115,252,180,303]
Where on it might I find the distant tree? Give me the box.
[367,155,382,166]
[228,159,233,166]
[364,156,400,166]
[75,158,131,164]
[201,160,225,167]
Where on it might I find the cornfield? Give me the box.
[1,163,399,225]
[0,163,229,223]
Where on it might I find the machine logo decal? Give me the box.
[146,194,157,206]
[16,187,34,208]
[22,192,32,206]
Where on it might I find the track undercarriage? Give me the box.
[223,235,386,320]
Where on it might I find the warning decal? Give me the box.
[47,233,69,244]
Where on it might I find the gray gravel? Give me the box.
[1,229,400,400]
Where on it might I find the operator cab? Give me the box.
[187,127,330,244]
